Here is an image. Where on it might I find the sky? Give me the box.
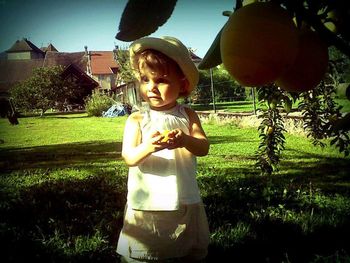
[0,0,235,58]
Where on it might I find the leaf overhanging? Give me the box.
[116,0,177,41]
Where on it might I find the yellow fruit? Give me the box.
[220,2,298,87]
[160,130,170,142]
[275,29,329,92]
[265,126,274,135]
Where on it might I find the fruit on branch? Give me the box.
[220,2,298,87]
[275,29,329,92]
[265,126,274,135]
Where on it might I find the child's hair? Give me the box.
[136,49,188,94]
[137,49,184,76]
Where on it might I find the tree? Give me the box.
[10,66,76,116]
[114,46,136,85]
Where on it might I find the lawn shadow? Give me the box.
[199,154,350,262]
[279,148,350,193]
[0,140,122,171]
[1,170,127,262]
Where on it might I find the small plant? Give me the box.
[210,222,252,249]
[255,85,289,175]
[84,90,114,117]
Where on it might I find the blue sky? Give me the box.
[0,0,234,58]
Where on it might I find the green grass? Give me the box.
[0,113,350,262]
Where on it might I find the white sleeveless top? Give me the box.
[127,104,201,211]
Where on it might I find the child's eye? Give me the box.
[156,78,168,84]
[141,76,149,83]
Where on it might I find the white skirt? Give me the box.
[116,202,210,261]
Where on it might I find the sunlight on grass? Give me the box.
[0,114,127,148]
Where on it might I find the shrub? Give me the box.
[84,90,114,117]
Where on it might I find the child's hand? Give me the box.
[166,129,188,149]
[147,131,168,152]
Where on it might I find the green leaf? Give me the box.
[198,25,225,70]
[116,0,177,41]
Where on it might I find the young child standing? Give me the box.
[116,36,210,263]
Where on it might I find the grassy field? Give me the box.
[0,113,350,262]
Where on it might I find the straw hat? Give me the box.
[129,36,199,95]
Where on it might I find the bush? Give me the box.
[84,91,114,117]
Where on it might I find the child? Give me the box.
[117,36,210,263]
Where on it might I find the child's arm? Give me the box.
[167,108,209,156]
[121,112,167,166]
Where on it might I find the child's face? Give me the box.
[138,61,185,111]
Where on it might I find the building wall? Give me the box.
[91,74,118,91]
[7,51,44,60]
[120,82,141,106]
[7,52,31,60]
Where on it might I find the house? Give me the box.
[85,47,119,93]
[0,38,202,109]
[0,39,115,106]
[0,39,46,97]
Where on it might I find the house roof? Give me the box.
[61,63,99,88]
[90,51,119,75]
[6,38,45,55]
[189,50,202,63]
[43,51,87,72]
[41,43,58,52]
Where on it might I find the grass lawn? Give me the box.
[0,112,350,262]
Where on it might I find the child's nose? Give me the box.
[147,82,158,92]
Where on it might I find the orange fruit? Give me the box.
[275,29,329,92]
[220,2,298,87]
[160,130,170,142]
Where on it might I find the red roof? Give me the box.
[90,51,119,75]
